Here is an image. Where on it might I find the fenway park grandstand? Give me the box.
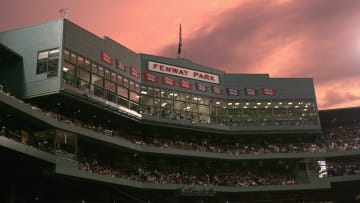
[0,19,359,203]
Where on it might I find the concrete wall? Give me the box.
[0,19,64,98]
[63,20,141,83]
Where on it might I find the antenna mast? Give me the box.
[59,8,69,19]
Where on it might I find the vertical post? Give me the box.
[177,24,183,58]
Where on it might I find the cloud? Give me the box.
[158,0,360,109]
[317,78,360,110]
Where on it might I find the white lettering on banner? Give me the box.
[262,88,276,96]
[196,83,207,92]
[212,86,221,94]
[101,51,112,65]
[162,76,176,86]
[179,79,192,89]
[148,61,220,84]
[116,59,126,71]
[130,66,140,78]
[144,72,158,83]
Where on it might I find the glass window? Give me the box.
[123,78,129,88]
[141,86,153,96]
[161,90,168,99]
[48,49,59,59]
[94,86,104,98]
[130,91,139,102]
[105,80,116,93]
[106,91,116,103]
[174,100,186,119]
[63,62,75,75]
[117,85,128,98]
[117,75,123,85]
[130,101,140,112]
[38,51,48,60]
[179,92,186,101]
[48,59,58,72]
[47,59,58,77]
[63,71,77,86]
[135,83,140,93]
[141,95,154,115]
[111,72,117,82]
[130,80,135,91]
[47,70,58,77]
[117,96,128,108]
[37,61,47,74]
[154,88,161,97]
[64,50,70,61]
[77,68,90,82]
[92,63,98,74]
[147,87,154,96]
[273,100,288,125]
[98,66,104,76]
[70,53,77,64]
[91,74,103,87]
[77,56,84,68]
[84,59,91,71]
[37,48,59,76]
[105,70,111,80]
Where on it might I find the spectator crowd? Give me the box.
[79,159,297,187]
[1,91,360,188]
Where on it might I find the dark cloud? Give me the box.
[321,88,360,109]
[158,0,360,109]
[159,0,360,108]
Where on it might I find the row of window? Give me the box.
[37,48,60,77]
[61,50,318,126]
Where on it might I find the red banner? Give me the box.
[162,76,176,86]
[196,83,207,92]
[212,86,221,94]
[101,51,112,65]
[245,88,256,96]
[262,88,276,96]
[144,72,158,83]
[116,59,126,71]
[179,79,192,89]
[130,66,140,78]
[227,88,238,96]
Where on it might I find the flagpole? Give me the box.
[177,24,183,58]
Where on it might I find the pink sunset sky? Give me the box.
[1,0,360,110]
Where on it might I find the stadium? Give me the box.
[0,19,359,202]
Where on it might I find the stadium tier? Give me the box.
[0,19,359,203]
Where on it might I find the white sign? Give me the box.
[148,61,219,84]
